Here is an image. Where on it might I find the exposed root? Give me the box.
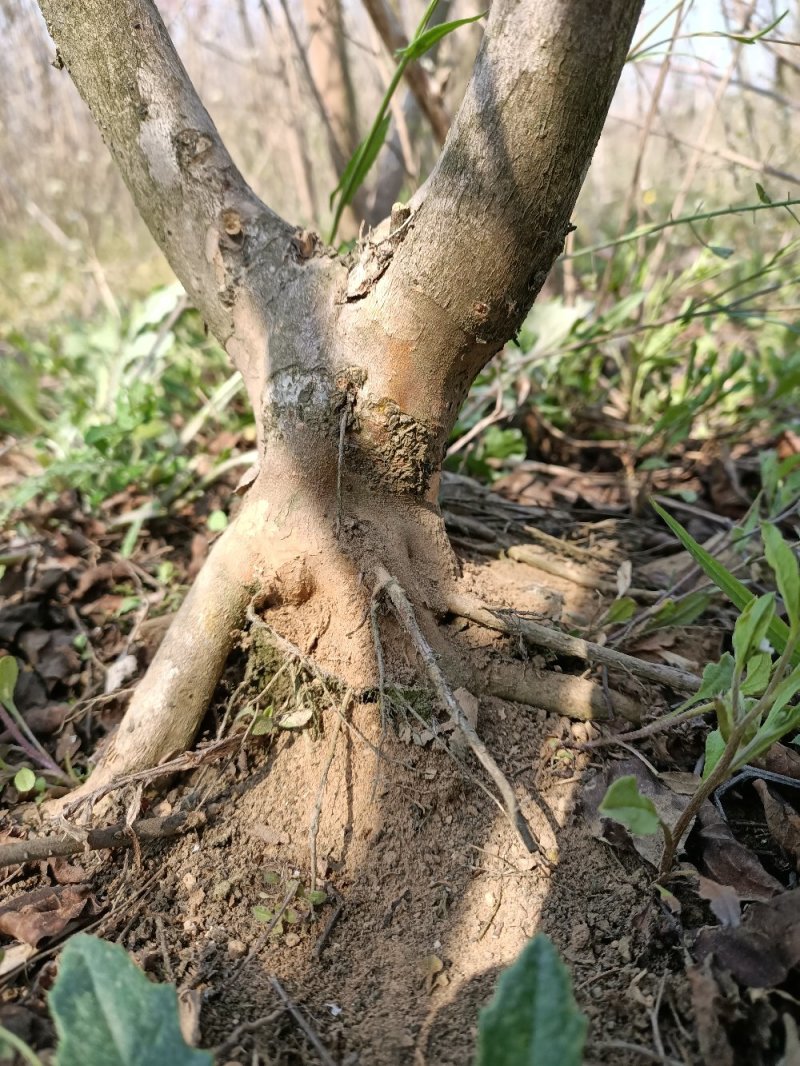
[0,810,206,870]
[476,661,641,723]
[309,692,348,890]
[447,593,701,693]
[374,566,539,855]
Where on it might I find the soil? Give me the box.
[1,458,798,1065]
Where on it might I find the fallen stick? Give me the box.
[478,663,641,723]
[376,568,539,855]
[0,810,206,869]
[447,594,701,694]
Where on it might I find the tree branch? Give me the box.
[36,0,296,347]
[374,0,643,420]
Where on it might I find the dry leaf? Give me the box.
[0,885,98,947]
[687,958,734,1066]
[698,876,741,928]
[697,804,783,902]
[753,780,800,870]
[695,889,800,988]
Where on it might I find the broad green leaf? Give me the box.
[476,934,587,1066]
[762,523,800,628]
[396,12,485,61]
[0,656,18,706]
[675,653,734,711]
[732,593,775,665]
[702,728,726,779]
[648,590,712,631]
[598,776,661,836]
[762,668,800,730]
[740,652,772,696]
[756,182,772,204]
[50,934,212,1066]
[651,500,796,662]
[14,768,36,794]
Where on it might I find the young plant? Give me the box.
[601,502,800,875]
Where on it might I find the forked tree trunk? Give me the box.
[36,0,643,797]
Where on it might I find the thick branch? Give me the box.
[359,0,643,434]
[36,0,295,344]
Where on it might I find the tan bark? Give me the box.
[37,0,643,791]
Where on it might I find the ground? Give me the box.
[1,445,799,1065]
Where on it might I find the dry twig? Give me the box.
[375,567,538,854]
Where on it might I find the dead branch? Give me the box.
[448,594,701,694]
[375,567,538,855]
[0,810,206,869]
[477,663,641,723]
[268,975,337,1066]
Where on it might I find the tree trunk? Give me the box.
[36,0,643,797]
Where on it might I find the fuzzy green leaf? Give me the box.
[732,593,775,665]
[702,728,726,779]
[476,934,587,1066]
[599,776,661,836]
[50,934,211,1066]
[14,768,36,794]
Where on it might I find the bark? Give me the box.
[36,0,643,791]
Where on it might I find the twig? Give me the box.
[60,735,241,818]
[375,567,538,854]
[334,407,348,539]
[268,975,337,1066]
[447,594,701,694]
[309,700,347,891]
[508,545,661,602]
[370,595,388,796]
[577,703,713,750]
[0,811,206,869]
[213,1009,284,1057]
[0,705,72,785]
[314,887,344,958]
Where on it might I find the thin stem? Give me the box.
[328,0,441,241]
[0,1027,46,1066]
[566,197,800,261]
[0,704,72,784]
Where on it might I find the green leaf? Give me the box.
[598,776,661,836]
[651,500,796,662]
[740,652,772,696]
[0,656,19,706]
[702,728,726,779]
[732,592,775,665]
[675,653,735,712]
[396,12,485,61]
[604,597,637,624]
[207,510,228,533]
[330,115,391,210]
[756,182,772,205]
[50,934,212,1066]
[709,245,734,259]
[14,768,36,794]
[476,934,587,1066]
[762,523,800,628]
[305,890,328,906]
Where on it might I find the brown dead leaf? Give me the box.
[687,957,735,1066]
[0,941,36,978]
[753,780,800,870]
[695,889,800,988]
[47,858,88,885]
[697,803,783,901]
[0,885,98,948]
[753,743,800,780]
[419,954,444,994]
[698,876,741,928]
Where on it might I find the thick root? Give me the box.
[46,503,266,814]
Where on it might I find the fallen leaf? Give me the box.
[420,954,444,994]
[696,803,783,901]
[695,889,800,988]
[754,743,800,780]
[178,987,203,1047]
[698,876,741,928]
[0,885,98,948]
[0,942,36,978]
[753,780,800,870]
[687,957,734,1066]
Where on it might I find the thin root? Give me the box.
[375,566,539,855]
[309,692,348,891]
